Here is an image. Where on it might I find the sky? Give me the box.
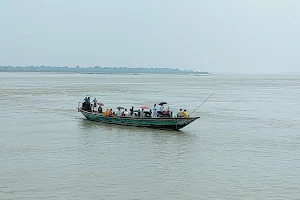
[1,0,300,73]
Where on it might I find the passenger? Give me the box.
[117,108,121,117]
[183,109,189,118]
[140,108,145,118]
[163,109,169,117]
[109,109,113,116]
[98,106,102,113]
[177,109,184,117]
[104,109,109,116]
[137,109,141,117]
[167,107,171,117]
[146,111,151,117]
[87,97,91,111]
[92,98,97,112]
[159,105,164,112]
[82,101,86,110]
[121,111,125,116]
[124,109,129,116]
[84,97,88,103]
[168,107,173,117]
[130,106,134,116]
[151,104,157,118]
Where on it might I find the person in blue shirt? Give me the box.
[137,109,141,117]
[92,98,97,112]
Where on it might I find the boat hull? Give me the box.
[78,109,199,130]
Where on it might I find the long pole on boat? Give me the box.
[189,94,212,116]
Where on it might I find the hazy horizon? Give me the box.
[1,0,300,73]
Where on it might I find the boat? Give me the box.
[77,105,199,130]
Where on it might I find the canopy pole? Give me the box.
[189,94,212,116]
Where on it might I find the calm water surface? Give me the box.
[1,72,300,199]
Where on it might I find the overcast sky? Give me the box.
[1,0,300,73]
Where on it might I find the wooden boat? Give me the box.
[78,108,199,130]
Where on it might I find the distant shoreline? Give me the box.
[0,66,210,75]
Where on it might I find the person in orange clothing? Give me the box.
[183,109,189,118]
[104,109,109,117]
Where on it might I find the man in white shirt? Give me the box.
[159,105,163,112]
[117,108,121,117]
[177,109,184,117]
[140,108,145,118]
[151,104,157,118]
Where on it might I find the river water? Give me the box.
[1,72,300,199]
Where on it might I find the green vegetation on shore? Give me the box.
[0,65,210,74]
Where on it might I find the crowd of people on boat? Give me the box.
[81,96,189,118]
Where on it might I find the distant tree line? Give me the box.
[0,65,210,74]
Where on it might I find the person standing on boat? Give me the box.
[140,108,145,118]
[130,106,134,116]
[152,104,157,118]
[137,109,141,117]
[92,98,97,112]
[82,97,88,111]
[87,97,91,111]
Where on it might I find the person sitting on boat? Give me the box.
[117,108,121,117]
[104,109,109,116]
[183,109,189,118]
[159,105,164,113]
[109,109,113,116]
[84,96,88,103]
[166,107,172,117]
[163,110,169,117]
[124,109,129,116]
[177,109,184,117]
[151,104,157,118]
[98,106,102,113]
[144,111,151,118]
